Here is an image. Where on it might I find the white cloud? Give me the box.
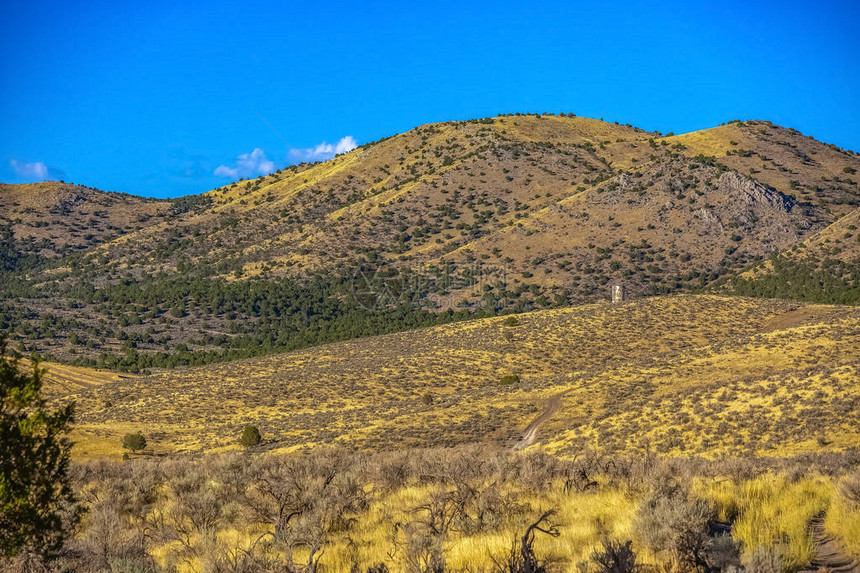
[289,136,358,163]
[10,159,48,180]
[213,148,276,179]
[335,136,358,155]
[213,137,358,179]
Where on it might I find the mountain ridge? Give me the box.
[2,114,859,370]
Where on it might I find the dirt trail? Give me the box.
[799,515,859,573]
[760,306,838,332]
[513,391,567,450]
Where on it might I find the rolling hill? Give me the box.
[2,114,859,370]
[63,117,860,285]
[51,294,860,460]
[4,115,860,573]
[0,181,170,262]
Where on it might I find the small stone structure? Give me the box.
[611,285,626,304]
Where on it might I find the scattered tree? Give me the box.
[122,432,147,453]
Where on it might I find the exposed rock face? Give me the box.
[693,207,723,230]
[719,171,795,213]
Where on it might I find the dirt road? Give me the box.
[513,391,567,450]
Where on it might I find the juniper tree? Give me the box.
[122,432,147,453]
[0,341,77,562]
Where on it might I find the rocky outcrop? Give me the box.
[693,207,723,230]
[719,171,795,213]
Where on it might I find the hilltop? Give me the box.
[2,114,859,370]
[0,181,170,262]
[69,116,860,287]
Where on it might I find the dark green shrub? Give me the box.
[239,424,262,448]
[122,432,147,453]
[503,316,519,327]
[500,374,520,385]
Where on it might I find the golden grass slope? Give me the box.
[775,205,860,265]
[56,294,860,460]
[36,359,134,398]
[88,115,649,277]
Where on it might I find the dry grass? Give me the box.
[36,360,132,398]
[60,446,860,573]
[0,181,169,258]
[53,294,860,462]
[825,471,860,557]
[698,475,831,568]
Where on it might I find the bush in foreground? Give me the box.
[0,342,77,565]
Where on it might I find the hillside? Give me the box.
[3,114,860,370]
[665,120,860,216]
[53,294,860,460]
[0,181,170,262]
[73,116,860,285]
[722,205,860,303]
[6,118,860,573]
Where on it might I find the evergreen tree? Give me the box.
[0,224,20,272]
[122,432,147,453]
[0,341,77,563]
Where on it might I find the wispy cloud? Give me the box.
[9,159,65,181]
[165,146,210,179]
[213,136,359,180]
[213,148,275,179]
[288,136,358,163]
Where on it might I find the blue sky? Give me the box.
[1,0,858,198]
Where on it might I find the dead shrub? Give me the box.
[590,539,639,573]
[491,510,560,573]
